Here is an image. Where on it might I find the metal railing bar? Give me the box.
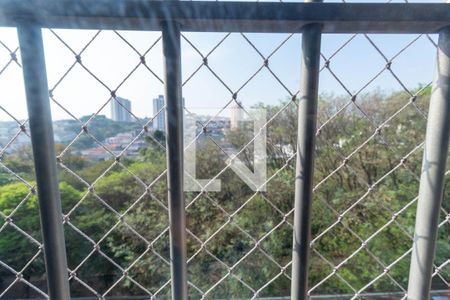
[17,23,71,300]
[406,25,450,300]
[0,1,449,33]
[291,4,322,298]
[162,19,188,300]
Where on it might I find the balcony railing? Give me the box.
[0,1,449,299]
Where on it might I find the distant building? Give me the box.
[111,97,132,122]
[230,101,243,130]
[152,95,186,132]
[153,95,165,132]
[80,146,112,161]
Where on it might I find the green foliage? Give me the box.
[0,182,81,278]
[0,89,448,297]
[64,115,141,150]
[0,146,35,185]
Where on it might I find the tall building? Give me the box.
[152,95,185,132]
[111,97,132,122]
[153,95,165,132]
[230,101,243,130]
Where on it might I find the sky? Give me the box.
[0,0,444,122]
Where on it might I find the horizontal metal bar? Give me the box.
[0,1,449,33]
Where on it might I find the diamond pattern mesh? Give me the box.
[0,0,448,299]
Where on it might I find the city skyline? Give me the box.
[0,27,440,122]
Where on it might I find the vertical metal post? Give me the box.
[407,26,450,300]
[162,21,188,300]
[291,1,322,298]
[17,24,71,299]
